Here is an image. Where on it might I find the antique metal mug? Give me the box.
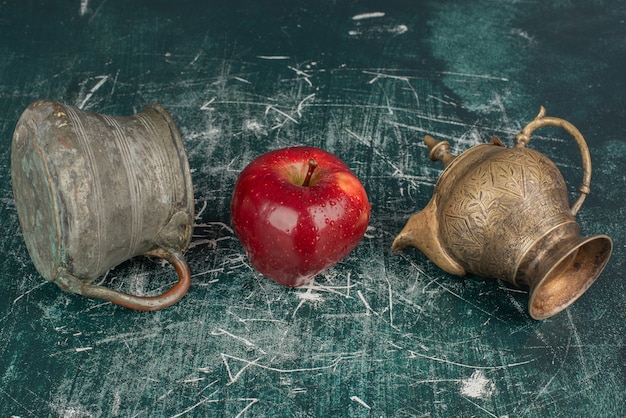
[11,100,195,311]
[392,107,613,319]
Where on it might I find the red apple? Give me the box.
[231,146,371,287]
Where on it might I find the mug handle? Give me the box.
[77,247,191,311]
[514,106,591,216]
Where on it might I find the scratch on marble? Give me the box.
[291,287,323,318]
[428,94,458,107]
[79,0,89,16]
[190,51,202,65]
[352,12,385,21]
[302,277,356,299]
[232,76,251,84]
[110,68,120,95]
[190,267,225,278]
[265,104,299,125]
[296,93,316,117]
[296,287,324,302]
[345,128,423,189]
[256,55,290,60]
[77,300,111,312]
[429,275,508,323]
[194,200,208,220]
[235,398,259,418]
[499,280,527,316]
[364,70,420,107]
[158,389,174,401]
[0,387,36,416]
[462,396,498,418]
[200,98,216,110]
[385,119,467,139]
[288,66,313,87]
[195,221,235,234]
[440,70,509,82]
[220,252,255,273]
[409,350,534,370]
[384,275,394,327]
[211,328,267,354]
[220,353,343,385]
[170,396,213,418]
[12,281,46,304]
[78,75,108,109]
[196,380,219,398]
[350,395,372,409]
[188,237,232,251]
[181,377,205,384]
[566,310,592,382]
[531,336,571,404]
[357,290,378,317]
[411,378,469,389]
[89,321,199,347]
[388,341,405,351]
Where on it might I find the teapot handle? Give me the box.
[514,106,591,216]
[77,247,191,311]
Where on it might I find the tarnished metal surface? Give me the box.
[11,100,194,310]
[392,108,613,319]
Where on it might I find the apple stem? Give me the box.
[302,158,318,187]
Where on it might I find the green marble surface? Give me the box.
[1,1,624,416]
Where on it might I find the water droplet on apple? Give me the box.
[329,221,335,227]
[329,201,336,206]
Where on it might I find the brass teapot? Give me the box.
[392,107,613,320]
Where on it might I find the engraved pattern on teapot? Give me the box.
[392,107,613,319]
[439,146,571,280]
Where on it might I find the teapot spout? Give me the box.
[392,199,465,276]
